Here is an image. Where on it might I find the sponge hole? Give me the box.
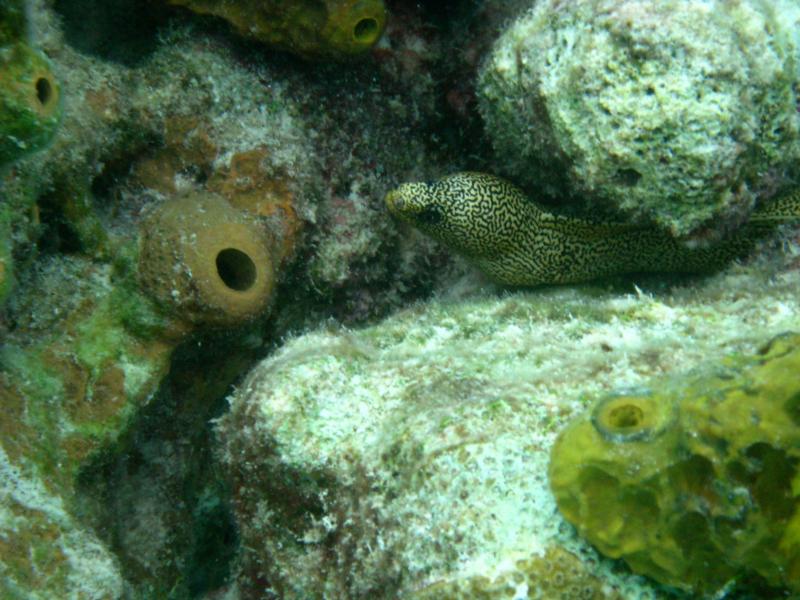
[216,248,256,291]
[353,18,379,43]
[35,77,53,106]
[607,404,643,429]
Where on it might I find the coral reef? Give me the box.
[0,0,453,595]
[168,0,387,59]
[4,0,798,597]
[549,332,800,595]
[216,240,800,599]
[0,209,13,304]
[478,0,800,238]
[0,7,313,595]
[0,255,173,597]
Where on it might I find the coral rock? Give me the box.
[478,0,800,237]
[549,332,800,595]
[138,192,277,326]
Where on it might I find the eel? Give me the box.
[385,172,800,286]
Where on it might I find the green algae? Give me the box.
[0,204,15,304]
[0,0,25,46]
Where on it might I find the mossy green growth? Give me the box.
[0,203,14,304]
[0,0,25,46]
[412,546,624,600]
[0,42,61,165]
[549,332,800,595]
[0,259,176,492]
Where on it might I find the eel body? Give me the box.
[385,172,800,286]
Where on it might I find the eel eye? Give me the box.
[416,205,444,225]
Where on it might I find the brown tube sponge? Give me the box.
[138,192,276,326]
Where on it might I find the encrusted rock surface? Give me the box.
[479,0,800,238]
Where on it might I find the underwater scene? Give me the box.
[2,0,800,598]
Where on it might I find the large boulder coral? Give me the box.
[478,0,800,238]
[216,243,800,599]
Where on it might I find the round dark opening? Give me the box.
[615,168,642,187]
[36,77,53,106]
[216,248,256,291]
[353,18,379,42]
[607,404,644,430]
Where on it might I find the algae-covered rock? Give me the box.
[217,250,800,598]
[0,206,13,304]
[0,0,25,46]
[0,254,177,598]
[478,0,800,238]
[0,445,124,598]
[549,332,800,595]
[168,0,386,59]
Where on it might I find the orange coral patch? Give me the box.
[208,147,302,263]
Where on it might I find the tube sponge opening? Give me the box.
[321,0,386,55]
[591,391,674,443]
[215,248,257,292]
[353,17,379,43]
[138,192,276,326]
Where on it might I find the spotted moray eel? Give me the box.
[385,172,800,286]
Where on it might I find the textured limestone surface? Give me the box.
[479,0,800,238]
[217,240,800,599]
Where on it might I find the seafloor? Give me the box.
[1,1,800,599]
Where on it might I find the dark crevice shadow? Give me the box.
[53,0,172,65]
